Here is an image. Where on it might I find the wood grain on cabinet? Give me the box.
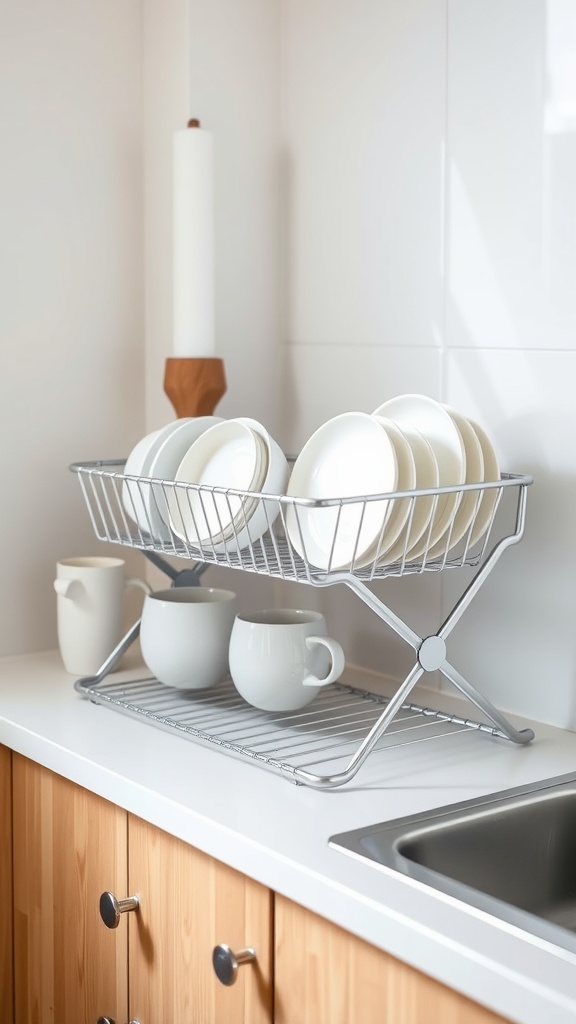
[0,744,13,1024]
[12,754,129,1024]
[274,895,511,1024]
[127,812,273,1024]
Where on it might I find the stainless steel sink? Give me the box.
[330,772,576,955]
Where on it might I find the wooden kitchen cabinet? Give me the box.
[274,895,511,1024]
[127,813,272,1024]
[12,754,129,1024]
[11,755,272,1024]
[9,754,516,1024]
[1,744,13,1024]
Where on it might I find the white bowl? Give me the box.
[378,425,440,564]
[146,416,225,531]
[286,412,399,571]
[211,418,270,543]
[220,418,289,554]
[169,418,265,544]
[372,395,466,548]
[426,406,484,557]
[467,417,501,547]
[123,419,223,540]
[122,427,163,532]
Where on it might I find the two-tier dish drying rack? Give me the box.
[70,458,534,789]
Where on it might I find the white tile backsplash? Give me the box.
[446,0,576,350]
[280,0,576,731]
[280,344,442,453]
[443,349,576,727]
[281,0,447,349]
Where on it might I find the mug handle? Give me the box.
[54,578,151,598]
[53,578,82,599]
[303,636,345,687]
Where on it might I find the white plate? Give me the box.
[426,406,484,558]
[366,417,416,566]
[379,426,440,564]
[286,412,399,571]
[170,419,265,544]
[467,417,500,547]
[372,395,466,547]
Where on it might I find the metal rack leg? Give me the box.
[74,618,144,694]
[437,489,528,644]
[327,562,535,760]
[293,661,427,789]
[439,661,534,743]
[74,552,211,696]
[142,550,210,586]
[322,573,422,651]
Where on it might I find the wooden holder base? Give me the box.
[164,357,227,418]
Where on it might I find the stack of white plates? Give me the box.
[123,416,290,552]
[373,396,500,560]
[464,417,501,547]
[285,412,405,572]
[285,396,500,570]
[371,421,439,565]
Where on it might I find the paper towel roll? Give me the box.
[172,121,215,356]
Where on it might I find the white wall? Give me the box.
[0,0,145,656]
[4,0,574,736]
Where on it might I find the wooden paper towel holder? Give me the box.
[164,357,226,418]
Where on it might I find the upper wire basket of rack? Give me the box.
[70,459,532,584]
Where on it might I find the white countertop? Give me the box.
[1,650,576,1023]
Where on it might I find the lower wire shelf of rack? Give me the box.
[76,674,514,788]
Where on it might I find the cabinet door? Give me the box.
[128,813,273,1024]
[275,895,510,1024]
[0,745,13,1024]
[12,755,129,1024]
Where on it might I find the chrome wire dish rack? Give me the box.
[70,459,535,789]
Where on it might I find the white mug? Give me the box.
[228,608,345,712]
[140,586,238,690]
[54,556,150,676]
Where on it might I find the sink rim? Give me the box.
[329,770,576,958]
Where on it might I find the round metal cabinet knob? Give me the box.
[212,943,256,986]
[96,1018,140,1024]
[99,891,139,929]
